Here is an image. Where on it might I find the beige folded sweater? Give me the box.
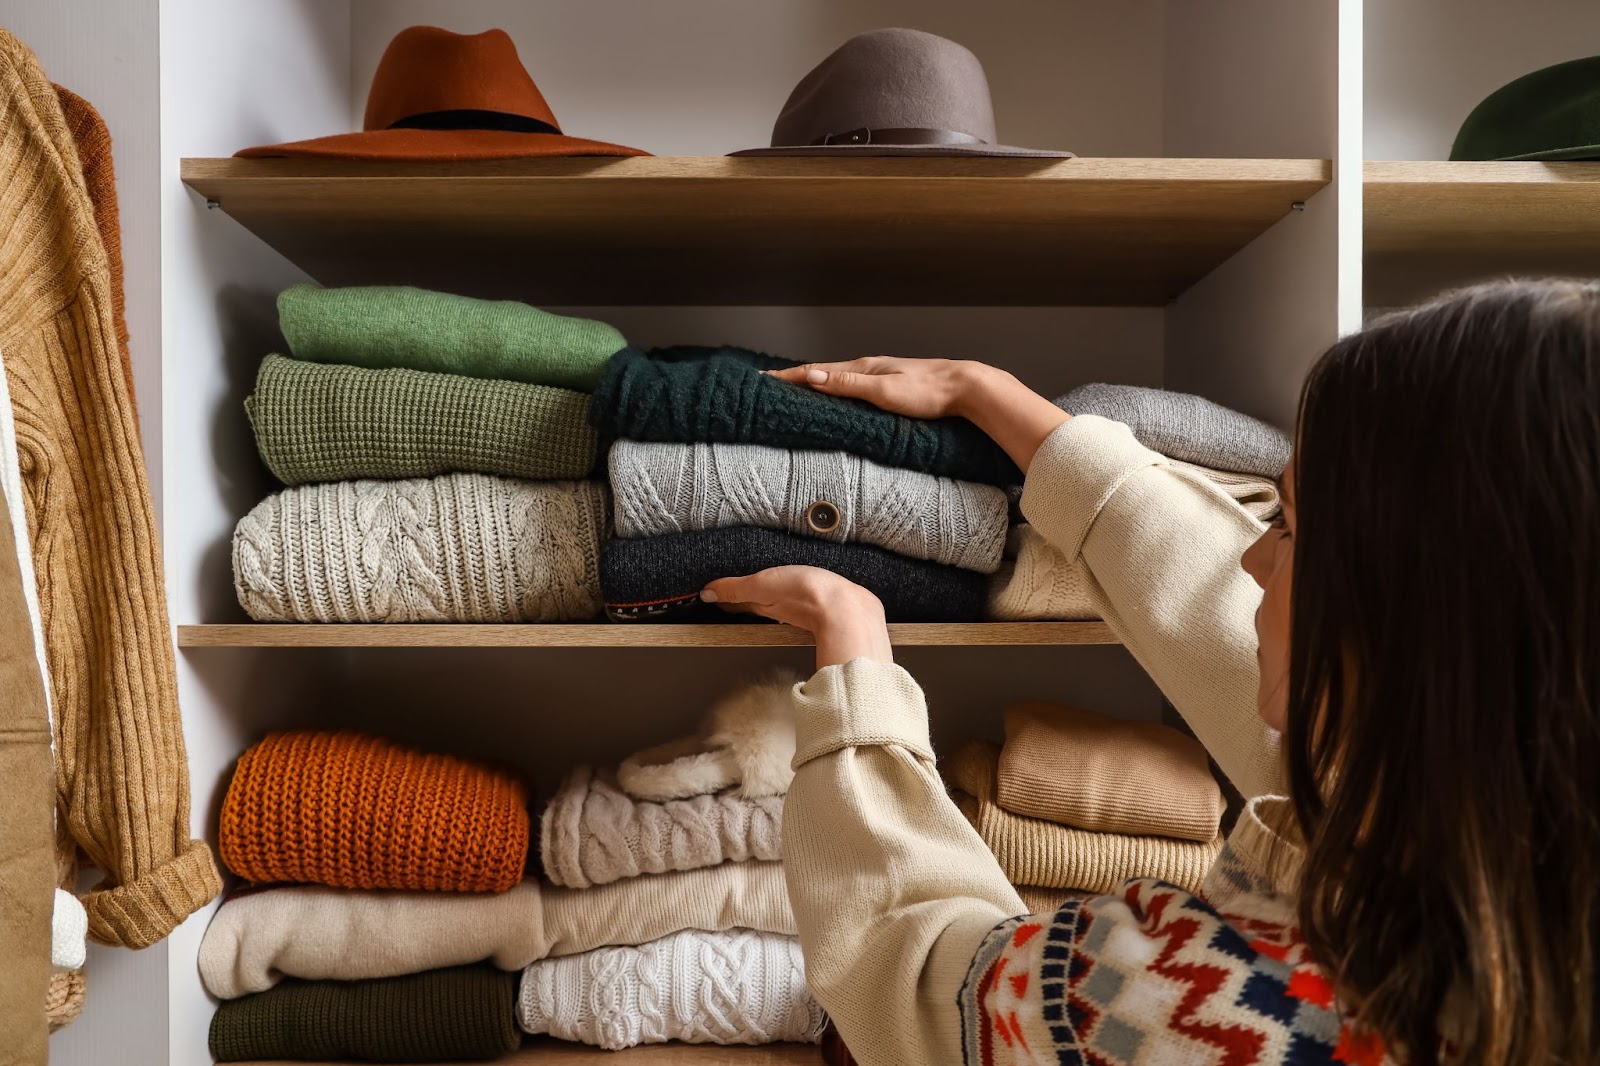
[198,861,794,1000]
[946,740,1221,894]
[997,701,1223,842]
[541,765,782,889]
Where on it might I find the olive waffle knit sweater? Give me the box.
[279,284,623,391]
[0,28,219,951]
[247,354,597,486]
[219,731,529,893]
[209,964,521,1063]
[590,346,1021,486]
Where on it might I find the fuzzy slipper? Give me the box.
[618,672,800,800]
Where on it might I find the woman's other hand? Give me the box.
[767,356,1070,473]
[702,566,893,670]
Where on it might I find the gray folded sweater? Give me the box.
[609,440,1009,573]
[1056,384,1292,478]
[540,765,782,889]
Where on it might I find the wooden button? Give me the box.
[806,500,841,533]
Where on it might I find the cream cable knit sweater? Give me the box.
[198,862,795,1000]
[609,440,1009,573]
[518,929,825,1049]
[542,765,782,888]
[233,473,608,622]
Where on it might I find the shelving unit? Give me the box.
[180,156,1329,305]
[175,622,1120,648]
[1365,161,1600,257]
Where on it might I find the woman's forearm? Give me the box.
[953,362,1071,474]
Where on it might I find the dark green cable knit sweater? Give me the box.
[209,964,520,1063]
[589,346,1022,486]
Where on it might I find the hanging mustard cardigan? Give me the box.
[0,29,220,960]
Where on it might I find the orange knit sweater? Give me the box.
[0,28,219,951]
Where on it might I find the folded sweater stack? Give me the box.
[945,702,1226,897]
[233,285,618,623]
[986,383,1291,621]
[592,346,1012,622]
[527,674,825,1050]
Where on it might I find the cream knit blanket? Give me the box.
[198,862,795,1000]
[542,765,782,889]
[610,440,1009,572]
[233,473,608,622]
[518,930,824,1049]
[947,740,1222,894]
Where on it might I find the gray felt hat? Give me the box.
[731,28,1074,158]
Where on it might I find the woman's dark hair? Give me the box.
[1288,279,1599,1064]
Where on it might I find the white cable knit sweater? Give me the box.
[232,473,609,622]
[518,929,824,1050]
[609,440,1009,572]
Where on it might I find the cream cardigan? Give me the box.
[782,415,1282,1066]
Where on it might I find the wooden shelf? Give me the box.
[176,622,1117,648]
[236,1040,817,1065]
[1365,161,1600,258]
[181,156,1328,306]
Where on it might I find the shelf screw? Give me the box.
[1290,201,1306,212]
[206,199,220,211]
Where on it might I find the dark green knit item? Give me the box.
[209,964,520,1063]
[246,354,598,486]
[278,285,625,390]
[1452,55,1600,161]
[590,346,1022,486]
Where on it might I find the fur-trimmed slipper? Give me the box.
[618,672,800,800]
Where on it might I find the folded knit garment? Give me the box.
[946,740,1222,894]
[591,346,1021,485]
[610,440,1009,572]
[278,284,624,391]
[985,463,1277,621]
[233,473,608,622]
[998,701,1223,842]
[601,526,985,622]
[247,354,597,486]
[198,863,796,999]
[218,730,529,893]
[518,929,825,1049]
[541,765,782,888]
[209,964,521,1063]
[1012,884,1094,916]
[1056,383,1292,478]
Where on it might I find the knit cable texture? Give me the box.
[1057,383,1292,478]
[0,27,220,949]
[278,283,624,391]
[610,439,1009,572]
[209,964,521,1064]
[247,354,597,486]
[233,473,608,622]
[518,930,825,1049]
[541,764,783,888]
[590,346,1021,485]
[218,731,529,893]
[601,525,986,622]
[947,740,1222,894]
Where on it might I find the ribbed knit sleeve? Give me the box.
[0,29,220,948]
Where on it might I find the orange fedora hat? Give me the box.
[237,26,648,160]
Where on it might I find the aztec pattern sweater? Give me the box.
[590,346,1021,486]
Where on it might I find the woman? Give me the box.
[702,280,1599,1065]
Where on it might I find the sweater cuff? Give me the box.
[1019,415,1166,560]
[82,837,222,948]
[792,659,933,768]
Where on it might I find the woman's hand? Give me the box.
[766,356,1070,473]
[702,566,893,670]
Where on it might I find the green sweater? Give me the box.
[278,285,624,391]
[246,354,597,485]
[209,964,520,1063]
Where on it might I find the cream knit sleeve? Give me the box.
[783,660,1025,1066]
[1020,415,1283,798]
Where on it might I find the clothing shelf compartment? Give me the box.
[179,156,1329,307]
[1365,161,1600,259]
[175,622,1120,648]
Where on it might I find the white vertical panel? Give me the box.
[159,2,352,1064]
